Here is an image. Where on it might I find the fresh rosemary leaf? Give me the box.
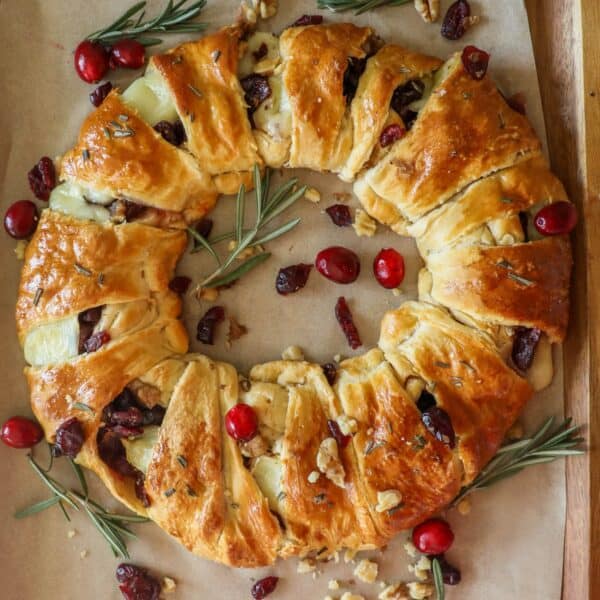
[261,186,307,227]
[69,459,88,499]
[432,557,445,600]
[72,401,95,414]
[235,184,245,245]
[186,227,221,264]
[208,252,271,288]
[317,0,412,15]
[252,218,301,247]
[15,495,62,519]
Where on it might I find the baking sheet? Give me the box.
[0,0,566,598]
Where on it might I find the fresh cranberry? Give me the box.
[83,330,111,353]
[380,124,406,147]
[251,576,279,600]
[169,276,191,295]
[116,563,161,600]
[74,40,109,84]
[225,404,258,442]
[422,407,456,448]
[335,296,362,349]
[4,200,38,239]
[533,201,577,235]
[373,248,405,289]
[54,417,85,458]
[89,81,113,107]
[327,420,351,449]
[291,14,323,26]
[196,306,225,345]
[431,554,462,585]
[412,518,455,555]
[1,416,44,449]
[110,39,146,70]
[28,157,56,201]
[325,204,353,227]
[441,0,472,40]
[276,263,312,295]
[461,45,490,80]
[315,246,360,284]
[321,362,338,385]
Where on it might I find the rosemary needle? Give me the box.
[317,0,412,15]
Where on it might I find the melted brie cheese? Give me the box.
[253,74,292,140]
[121,68,178,125]
[238,32,280,78]
[24,316,80,366]
[251,455,282,511]
[49,182,111,223]
[123,426,160,474]
[242,382,288,444]
[526,334,553,391]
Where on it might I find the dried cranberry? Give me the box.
[240,75,271,113]
[373,248,406,289]
[253,43,269,62]
[74,40,109,84]
[142,405,165,427]
[321,362,338,386]
[422,407,455,448]
[97,427,137,477]
[4,200,39,239]
[441,0,472,40]
[511,327,542,371]
[123,200,147,222]
[28,157,56,201]
[380,124,406,147]
[416,390,437,413]
[506,92,527,115]
[83,330,111,353]
[111,407,144,428]
[154,120,186,146]
[251,576,279,600]
[461,45,490,80]
[134,471,151,507]
[412,518,454,555]
[196,306,225,345]
[327,419,351,448]
[116,563,161,600]
[169,276,191,295]
[291,14,323,26]
[390,79,425,129]
[225,403,258,442]
[276,263,312,295]
[110,39,146,70]
[79,306,103,325]
[534,201,578,236]
[325,204,352,227]
[343,57,367,104]
[431,554,462,585]
[1,416,44,449]
[54,417,84,458]
[519,211,529,241]
[194,217,213,240]
[335,296,362,350]
[315,246,360,284]
[89,81,113,107]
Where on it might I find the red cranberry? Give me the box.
[196,306,225,345]
[251,576,279,600]
[276,263,312,295]
[327,420,351,449]
[315,246,360,284]
[533,201,577,235]
[83,330,111,353]
[412,518,455,555]
[169,276,191,295]
[225,404,258,442]
[28,157,56,201]
[325,204,353,227]
[422,407,456,448]
[74,40,109,84]
[116,563,161,600]
[432,554,462,585]
[380,123,406,147]
[54,417,85,458]
[291,14,323,26]
[4,200,38,239]
[1,416,44,449]
[321,362,338,385]
[335,296,362,350]
[110,39,146,70]
[441,0,472,40]
[461,45,490,80]
[373,248,405,289]
[89,81,113,107]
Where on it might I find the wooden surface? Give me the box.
[525,1,599,598]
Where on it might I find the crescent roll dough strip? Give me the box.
[150,26,263,195]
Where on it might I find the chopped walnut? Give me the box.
[379,583,410,600]
[282,345,305,361]
[353,209,377,237]
[333,192,352,203]
[297,558,317,574]
[392,288,403,297]
[404,540,418,558]
[14,240,28,260]
[457,497,472,516]
[414,556,432,581]
[407,581,434,600]
[80,550,89,559]
[341,593,365,600]
[354,558,379,584]
[196,286,220,302]
[67,529,77,539]
[162,577,177,594]
[414,0,440,22]
[240,434,268,458]
[317,437,346,488]
[259,0,278,19]
[328,579,341,590]
[304,187,321,203]
[227,317,248,346]
[375,489,403,513]
[337,415,358,436]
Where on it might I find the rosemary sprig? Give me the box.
[190,165,306,288]
[452,417,584,506]
[317,0,411,15]
[16,451,148,559]
[432,557,445,600]
[87,0,208,47]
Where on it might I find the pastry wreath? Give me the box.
[16,20,572,567]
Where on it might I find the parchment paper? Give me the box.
[0,1,566,598]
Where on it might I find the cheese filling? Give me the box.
[123,426,161,474]
[49,181,112,223]
[24,316,80,366]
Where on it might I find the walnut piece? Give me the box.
[379,583,410,600]
[375,489,403,513]
[354,558,379,584]
[304,187,321,204]
[282,345,305,361]
[414,0,440,23]
[317,437,346,488]
[407,581,434,600]
[240,434,268,458]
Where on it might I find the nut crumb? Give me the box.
[297,558,317,574]
[352,209,377,237]
[240,434,268,458]
[354,558,379,584]
[506,422,524,440]
[317,437,346,488]
[407,581,434,600]
[333,354,342,363]
[80,550,89,559]
[337,415,358,436]
[376,489,403,513]
[414,0,440,23]
[457,497,472,516]
[379,583,410,600]
[227,317,248,346]
[333,192,352,203]
[67,529,77,538]
[14,240,28,260]
[304,187,321,204]
[341,593,365,600]
[308,470,321,484]
[392,288,403,297]
[282,345,305,361]
[414,556,431,581]
[344,549,358,563]
[404,540,417,558]
[196,286,219,302]
[328,579,341,590]
[162,577,177,594]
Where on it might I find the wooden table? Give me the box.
[525,1,599,598]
